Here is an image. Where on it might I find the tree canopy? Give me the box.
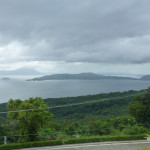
[7,97,53,142]
[129,88,150,125]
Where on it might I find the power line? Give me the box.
[0,92,145,115]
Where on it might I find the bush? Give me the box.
[0,140,62,150]
[122,125,147,135]
[0,134,146,150]
[88,120,112,135]
[64,134,145,144]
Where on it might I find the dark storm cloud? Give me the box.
[0,0,150,64]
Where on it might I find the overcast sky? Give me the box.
[0,0,150,75]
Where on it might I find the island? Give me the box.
[1,77,10,80]
[27,73,138,81]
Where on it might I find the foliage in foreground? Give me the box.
[6,97,53,142]
[0,88,149,145]
[129,87,150,124]
[37,115,149,141]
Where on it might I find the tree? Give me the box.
[89,120,112,135]
[129,88,150,125]
[7,97,53,142]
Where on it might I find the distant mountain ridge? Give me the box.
[0,68,42,75]
[140,75,150,81]
[27,73,141,81]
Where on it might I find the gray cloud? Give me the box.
[0,0,150,65]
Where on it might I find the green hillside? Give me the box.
[0,89,145,120]
[45,90,144,120]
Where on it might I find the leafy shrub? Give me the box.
[38,128,58,140]
[88,120,112,135]
[0,140,62,150]
[122,125,147,135]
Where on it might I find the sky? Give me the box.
[0,0,150,76]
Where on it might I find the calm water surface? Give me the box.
[0,75,150,103]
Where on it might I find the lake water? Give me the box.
[0,75,150,103]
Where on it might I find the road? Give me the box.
[21,140,150,150]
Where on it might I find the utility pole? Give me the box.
[4,136,7,144]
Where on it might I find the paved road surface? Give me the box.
[21,140,150,150]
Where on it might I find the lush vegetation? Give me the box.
[129,88,150,125]
[45,90,142,120]
[0,134,146,150]
[7,97,53,142]
[0,88,149,148]
[0,89,144,120]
